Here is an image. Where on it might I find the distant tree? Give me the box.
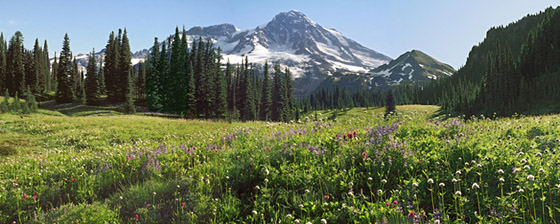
[6,31,25,96]
[385,90,395,115]
[85,49,101,105]
[55,34,75,104]
[0,33,5,92]
[259,61,272,120]
[123,72,136,114]
[118,29,132,102]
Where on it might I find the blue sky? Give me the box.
[0,0,558,68]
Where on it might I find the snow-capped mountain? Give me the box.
[179,10,391,96]
[368,50,455,86]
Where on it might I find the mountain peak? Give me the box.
[269,10,315,27]
[186,23,238,37]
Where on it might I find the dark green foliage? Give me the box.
[0,89,9,113]
[385,90,395,115]
[123,73,136,114]
[85,50,101,105]
[259,61,272,121]
[146,38,162,112]
[165,27,188,113]
[211,49,227,119]
[0,33,6,92]
[104,31,120,103]
[118,29,132,102]
[55,34,75,104]
[6,31,25,96]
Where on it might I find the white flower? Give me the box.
[377,189,383,194]
[305,189,310,193]
[535,152,542,157]
[348,191,354,196]
[294,219,300,224]
[264,178,269,183]
[427,179,434,184]
[465,162,470,166]
[477,164,482,168]
[381,179,387,183]
[368,177,373,181]
[527,175,535,181]
[456,171,462,175]
[434,220,441,224]
[524,165,530,170]
[306,222,312,224]
[119,196,123,200]
[286,214,293,219]
[321,218,327,224]
[265,169,270,176]
[177,185,180,188]
[498,169,504,174]
[452,178,458,183]
[518,151,524,156]
[226,176,229,179]
[153,192,157,195]
[520,159,527,163]
[499,178,505,183]
[252,210,258,215]
[539,168,545,173]
[472,183,480,189]
[255,186,260,190]
[412,182,418,187]
[557,184,560,189]
[513,168,520,174]
[439,183,445,187]
[323,202,328,206]
[471,160,476,165]
[299,204,304,208]
[349,182,354,187]
[519,188,524,193]
[455,191,462,196]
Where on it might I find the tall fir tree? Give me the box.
[212,48,227,119]
[23,50,36,93]
[104,31,120,103]
[259,61,272,121]
[43,40,51,92]
[385,90,396,115]
[0,32,5,92]
[6,31,25,96]
[118,29,132,102]
[85,49,101,105]
[55,34,75,104]
[146,37,161,112]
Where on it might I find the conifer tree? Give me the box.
[6,31,25,96]
[225,60,234,114]
[0,89,9,113]
[85,49,101,105]
[24,51,36,94]
[43,40,50,92]
[0,33,5,92]
[55,34,75,104]
[32,39,42,93]
[104,31,120,103]
[123,72,136,114]
[186,61,196,115]
[146,37,161,112]
[385,90,396,115]
[212,49,227,119]
[118,29,132,102]
[259,61,272,120]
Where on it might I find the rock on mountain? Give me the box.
[369,50,455,86]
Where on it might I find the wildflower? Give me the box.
[226,176,229,179]
[255,186,260,190]
[321,218,328,224]
[306,222,312,224]
[512,168,520,174]
[348,190,354,196]
[393,200,398,205]
[465,162,469,166]
[477,164,482,168]
[135,214,139,220]
[499,178,505,183]
[386,202,390,206]
[535,152,542,157]
[249,163,253,168]
[456,170,462,175]
[304,189,310,193]
[71,178,75,182]
[527,175,535,181]
[455,191,462,196]
[498,169,504,174]
[299,204,304,208]
[412,182,418,187]
[23,193,27,200]
[434,220,440,224]
[368,177,373,181]
[294,219,300,224]
[13,180,17,186]
[519,188,524,193]
[146,204,150,208]
[349,182,354,187]
[472,183,480,189]
[377,189,383,194]
[286,214,293,219]
[539,168,545,173]
[265,169,270,176]
[32,195,37,200]
[153,192,157,195]
[524,165,530,170]
[408,211,415,217]
[427,179,434,184]
[362,152,367,160]
[439,183,445,187]
[471,160,476,165]
[181,202,185,207]
[452,178,458,183]
[324,195,330,200]
[381,179,387,183]
[520,159,527,163]
[518,151,524,156]
[323,202,328,206]
[264,178,269,183]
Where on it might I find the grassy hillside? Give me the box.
[1,105,560,223]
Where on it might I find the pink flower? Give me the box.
[353,131,357,138]
[135,214,139,220]
[408,211,415,218]
[13,180,17,186]
[71,178,75,182]
[245,169,249,172]
[266,147,270,151]
[249,163,253,168]
[362,152,367,160]
[324,195,330,200]
[181,202,185,207]
[393,200,398,205]
[386,202,390,206]
[33,195,37,200]
[23,193,27,200]
[178,154,181,158]
[121,162,124,166]
[146,204,150,208]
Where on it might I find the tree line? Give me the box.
[145,27,295,122]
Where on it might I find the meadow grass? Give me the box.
[1,105,559,223]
